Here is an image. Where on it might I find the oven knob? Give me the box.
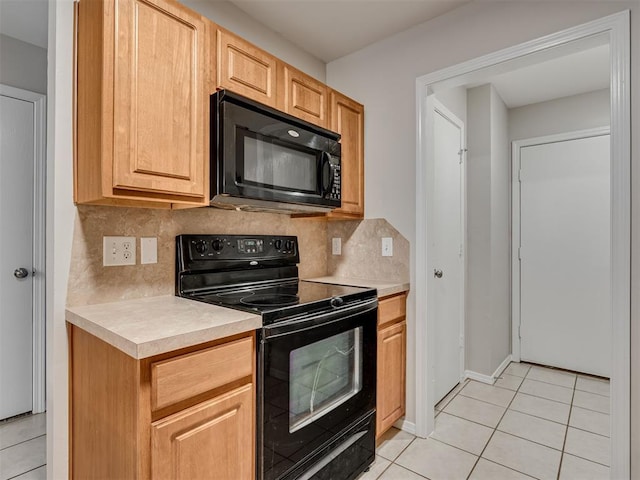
[194,240,208,254]
[330,297,344,308]
[274,239,283,250]
[212,239,224,252]
[285,240,295,252]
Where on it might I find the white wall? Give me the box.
[0,34,47,94]
[434,86,467,126]
[465,84,510,377]
[509,88,610,140]
[182,0,325,81]
[326,5,639,460]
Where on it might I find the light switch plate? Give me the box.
[140,237,158,264]
[382,237,393,257]
[332,238,342,255]
[103,236,136,266]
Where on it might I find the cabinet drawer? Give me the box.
[378,293,407,327]
[151,335,253,410]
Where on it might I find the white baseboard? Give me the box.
[464,355,513,385]
[392,418,416,435]
[464,370,495,385]
[493,355,513,380]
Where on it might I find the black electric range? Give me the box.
[176,234,378,480]
[175,234,376,323]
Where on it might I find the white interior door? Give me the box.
[433,105,464,403]
[518,133,611,377]
[0,92,35,419]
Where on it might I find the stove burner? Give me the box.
[241,294,300,307]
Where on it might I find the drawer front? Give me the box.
[151,335,253,410]
[378,293,407,327]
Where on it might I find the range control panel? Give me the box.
[179,234,299,262]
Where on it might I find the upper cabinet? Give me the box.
[217,28,278,108]
[278,64,329,129]
[75,0,210,208]
[328,91,365,218]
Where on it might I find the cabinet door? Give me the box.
[280,64,328,128]
[329,91,364,218]
[217,29,277,108]
[112,0,207,198]
[377,321,406,438]
[152,383,254,480]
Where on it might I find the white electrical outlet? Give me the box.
[382,237,393,257]
[140,237,158,264]
[332,238,342,255]
[103,236,136,266]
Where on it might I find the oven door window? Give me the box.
[238,129,320,194]
[289,327,363,433]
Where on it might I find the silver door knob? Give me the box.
[14,268,29,279]
[434,269,443,278]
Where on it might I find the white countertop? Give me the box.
[66,295,261,359]
[305,276,410,298]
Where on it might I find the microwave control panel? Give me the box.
[328,164,341,201]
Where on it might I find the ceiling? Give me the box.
[226,0,470,62]
[486,44,610,108]
[0,0,48,49]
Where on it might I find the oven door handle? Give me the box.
[262,298,378,340]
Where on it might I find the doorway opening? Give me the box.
[415,11,630,478]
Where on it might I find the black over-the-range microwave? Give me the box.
[210,90,342,213]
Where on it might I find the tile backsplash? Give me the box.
[67,206,328,306]
[66,208,410,307]
[327,218,409,283]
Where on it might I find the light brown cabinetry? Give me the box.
[376,293,407,438]
[75,0,210,208]
[278,64,329,128]
[328,91,365,219]
[69,326,255,479]
[217,28,278,108]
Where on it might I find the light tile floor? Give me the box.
[360,362,610,480]
[0,413,46,480]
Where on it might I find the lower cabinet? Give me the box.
[376,293,407,439]
[151,384,254,479]
[69,325,255,479]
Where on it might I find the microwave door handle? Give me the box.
[320,152,335,196]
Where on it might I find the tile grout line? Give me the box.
[556,374,578,480]
[464,364,530,480]
[5,463,46,480]
[0,433,46,452]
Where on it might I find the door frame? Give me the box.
[0,84,47,413]
[431,98,466,397]
[511,126,611,363]
[415,11,630,478]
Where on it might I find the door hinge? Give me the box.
[518,246,522,260]
[518,324,522,339]
[458,148,467,164]
[459,335,464,348]
[459,244,463,257]
[518,168,522,182]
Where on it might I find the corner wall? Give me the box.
[465,84,510,377]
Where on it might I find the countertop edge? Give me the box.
[304,277,410,298]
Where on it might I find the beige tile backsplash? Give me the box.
[67,206,328,306]
[327,218,409,283]
[67,207,409,307]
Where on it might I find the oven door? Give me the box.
[258,300,377,480]
[214,91,341,208]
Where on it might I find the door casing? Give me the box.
[415,12,630,478]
